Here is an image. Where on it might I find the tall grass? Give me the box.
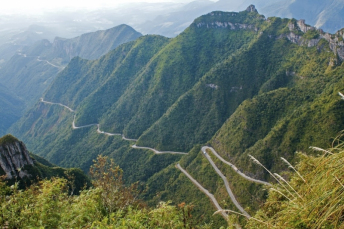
[245,145,344,228]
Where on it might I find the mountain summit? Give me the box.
[246,4,258,13]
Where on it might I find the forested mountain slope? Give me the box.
[0,24,141,107]
[0,25,141,135]
[10,5,344,225]
[0,84,24,136]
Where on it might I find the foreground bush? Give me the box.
[0,155,211,228]
[241,143,344,228]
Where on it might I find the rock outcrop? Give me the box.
[195,9,264,31]
[0,135,34,179]
[276,19,344,61]
[246,5,258,13]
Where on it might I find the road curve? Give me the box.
[40,98,185,155]
[201,147,250,218]
[203,147,271,186]
[41,98,75,112]
[18,53,64,70]
[37,57,64,70]
[72,115,98,129]
[122,135,138,141]
[132,145,187,155]
[176,164,229,220]
[96,124,122,136]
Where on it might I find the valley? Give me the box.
[40,95,272,221]
[1,3,344,228]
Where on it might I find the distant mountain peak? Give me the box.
[246,4,258,13]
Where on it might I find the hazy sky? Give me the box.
[1,0,215,14]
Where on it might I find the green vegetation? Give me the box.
[0,155,211,228]
[0,134,19,145]
[243,142,344,228]
[303,29,320,39]
[8,8,344,226]
[0,25,142,134]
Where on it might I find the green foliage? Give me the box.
[0,156,209,228]
[0,24,142,130]
[0,134,18,145]
[90,155,141,215]
[9,8,344,227]
[303,29,320,39]
[244,144,344,228]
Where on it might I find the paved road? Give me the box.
[72,115,98,129]
[40,98,186,155]
[176,164,229,219]
[37,57,64,70]
[18,53,64,70]
[132,145,187,155]
[40,98,75,112]
[41,97,270,223]
[202,147,251,218]
[203,147,271,186]
[96,124,122,136]
[122,135,138,141]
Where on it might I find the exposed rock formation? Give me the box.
[0,135,34,179]
[195,10,263,31]
[196,21,259,31]
[246,5,258,13]
[277,20,344,61]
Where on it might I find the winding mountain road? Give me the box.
[18,53,64,70]
[40,98,74,112]
[40,98,185,153]
[201,147,251,218]
[37,57,64,70]
[132,145,187,155]
[176,164,228,219]
[41,97,269,221]
[96,124,121,136]
[72,115,98,129]
[203,147,271,186]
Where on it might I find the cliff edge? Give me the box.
[0,135,34,179]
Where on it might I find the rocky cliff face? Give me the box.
[280,19,344,61]
[0,136,34,179]
[195,6,264,31]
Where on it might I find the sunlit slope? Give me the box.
[8,7,344,225]
[100,11,266,139]
[142,16,344,222]
[138,17,340,152]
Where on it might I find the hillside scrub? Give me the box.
[0,155,212,228]
[225,138,344,228]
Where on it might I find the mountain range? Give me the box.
[0,24,141,135]
[8,5,344,225]
[139,0,344,36]
[1,0,343,46]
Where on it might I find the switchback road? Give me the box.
[176,164,228,219]
[132,145,187,155]
[202,147,271,186]
[41,98,185,154]
[201,147,251,218]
